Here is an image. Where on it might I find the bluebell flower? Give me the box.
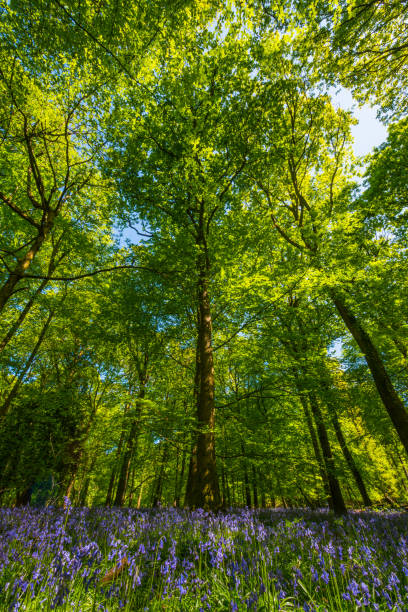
[321,570,330,584]
[347,579,359,597]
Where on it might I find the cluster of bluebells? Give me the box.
[0,504,408,610]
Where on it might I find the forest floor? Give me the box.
[0,505,407,611]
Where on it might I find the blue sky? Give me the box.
[331,88,387,157]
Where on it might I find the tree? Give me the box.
[108,26,259,509]
[247,47,408,457]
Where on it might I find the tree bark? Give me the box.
[221,465,226,507]
[241,442,251,507]
[299,393,333,509]
[152,442,168,506]
[185,444,198,507]
[0,240,64,354]
[15,487,32,507]
[175,447,186,507]
[184,327,201,506]
[115,356,148,506]
[194,268,220,508]
[0,308,54,420]
[225,469,231,507]
[308,392,347,515]
[328,404,372,507]
[64,385,102,502]
[185,238,220,509]
[252,465,259,508]
[114,410,142,506]
[0,207,59,315]
[105,426,126,506]
[331,291,408,456]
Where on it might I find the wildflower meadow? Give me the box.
[1,504,408,611]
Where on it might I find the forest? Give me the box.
[1,1,408,610]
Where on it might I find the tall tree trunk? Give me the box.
[328,404,372,507]
[276,472,287,508]
[252,465,259,508]
[64,388,102,502]
[106,426,126,506]
[137,482,144,509]
[127,463,136,506]
[241,442,251,507]
[15,487,32,507]
[0,210,58,314]
[78,477,90,506]
[331,291,408,456]
[185,246,220,509]
[225,469,231,507]
[152,442,168,506]
[221,465,226,508]
[184,333,201,506]
[308,392,347,515]
[392,443,408,486]
[76,453,97,507]
[174,447,180,506]
[175,447,186,507]
[0,308,54,420]
[0,239,64,354]
[0,278,48,353]
[184,444,198,507]
[231,473,236,505]
[299,392,332,509]
[115,358,148,506]
[114,417,140,506]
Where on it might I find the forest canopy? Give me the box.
[1,0,408,517]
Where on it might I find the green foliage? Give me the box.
[0,0,408,514]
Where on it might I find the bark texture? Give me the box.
[308,392,347,515]
[331,291,408,456]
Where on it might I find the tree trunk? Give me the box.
[276,472,287,508]
[64,389,101,502]
[185,249,220,509]
[221,465,226,508]
[114,417,140,506]
[252,465,259,508]
[225,469,231,507]
[0,240,63,354]
[231,474,236,505]
[0,308,54,420]
[184,333,201,506]
[15,487,32,507]
[300,393,333,509]
[308,392,347,515]
[393,443,408,486]
[78,477,90,506]
[105,426,126,506]
[152,442,168,506]
[241,442,251,507]
[115,359,148,506]
[137,482,144,508]
[0,277,49,353]
[328,405,372,507]
[127,463,136,506]
[174,447,186,507]
[184,444,198,507]
[0,211,58,314]
[331,291,408,456]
